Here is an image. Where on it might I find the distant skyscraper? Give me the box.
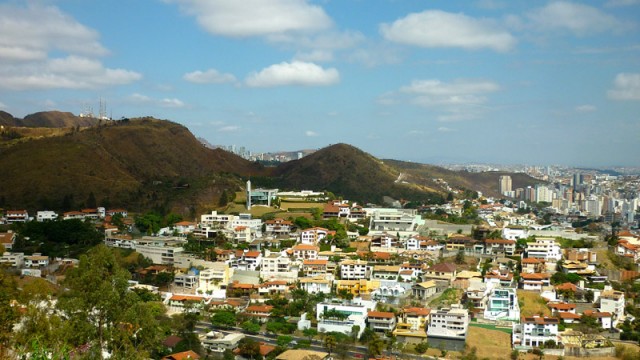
[572,173,582,190]
[246,180,252,210]
[499,175,512,196]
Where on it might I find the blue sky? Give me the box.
[0,0,639,167]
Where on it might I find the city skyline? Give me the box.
[0,1,639,167]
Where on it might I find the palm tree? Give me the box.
[323,335,337,356]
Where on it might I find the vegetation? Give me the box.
[12,219,103,257]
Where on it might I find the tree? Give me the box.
[86,192,97,209]
[455,248,465,264]
[303,328,318,342]
[241,321,261,334]
[238,338,262,359]
[211,310,237,329]
[368,334,384,357]
[56,244,163,359]
[277,335,293,348]
[0,268,18,358]
[415,342,429,354]
[510,349,519,360]
[323,335,337,356]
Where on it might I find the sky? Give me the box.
[0,0,639,167]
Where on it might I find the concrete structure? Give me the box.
[525,238,562,262]
[427,306,469,351]
[200,331,244,353]
[484,287,520,321]
[316,300,371,338]
[599,289,625,327]
[499,175,512,196]
[368,208,424,232]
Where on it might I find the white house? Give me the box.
[291,244,319,260]
[299,277,332,294]
[36,211,58,222]
[599,288,625,327]
[484,287,520,321]
[340,259,370,280]
[525,238,562,262]
[502,226,528,240]
[316,300,372,338]
[428,305,469,341]
[300,227,330,245]
[512,315,560,348]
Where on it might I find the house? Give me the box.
[484,270,514,288]
[445,236,483,254]
[63,211,86,221]
[521,258,546,274]
[615,240,640,262]
[583,310,613,330]
[502,226,528,240]
[243,305,274,322]
[162,350,200,360]
[235,250,262,271]
[340,259,370,280]
[336,279,379,297]
[599,289,625,327]
[422,263,457,283]
[464,279,492,310]
[264,218,293,235]
[200,331,244,353]
[525,238,562,262]
[406,235,442,251]
[512,315,560,348]
[369,209,423,232]
[316,300,370,338]
[24,253,49,268]
[300,227,330,245]
[411,281,437,300]
[5,210,28,223]
[368,311,397,334]
[371,234,401,249]
[174,271,199,290]
[260,253,297,281]
[548,302,577,315]
[427,306,470,351]
[519,273,551,291]
[484,238,516,256]
[484,287,520,321]
[36,211,58,222]
[372,265,400,281]
[258,280,290,295]
[299,277,332,294]
[0,252,24,267]
[107,209,128,218]
[167,295,208,312]
[400,307,430,331]
[0,231,16,251]
[197,263,232,294]
[302,259,330,277]
[291,244,319,260]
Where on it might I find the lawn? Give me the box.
[429,288,464,307]
[465,326,512,359]
[517,290,551,317]
[469,322,512,335]
[279,201,324,211]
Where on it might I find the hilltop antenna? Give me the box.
[99,98,108,120]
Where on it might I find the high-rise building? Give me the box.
[499,175,512,196]
[572,173,582,190]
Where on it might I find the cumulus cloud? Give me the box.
[305,130,319,137]
[128,93,187,108]
[183,69,237,84]
[385,78,500,121]
[0,4,140,90]
[575,104,597,112]
[527,2,633,35]
[608,73,640,100]
[293,50,334,62]
[245,61,339,87]
[380,10,516,52]
[169,0,332,37]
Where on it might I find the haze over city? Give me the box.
[0,0,639,166]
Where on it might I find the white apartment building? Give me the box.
[200,211,235,229]
[525,238,562,262]
[340,259,370,280]
[5,210,29,223]
[292,244,319,260]
[233,250,262,271]
[405,236,442,251]
[36,211,58,222]
[502,226,528,240]
[599,288,625,327]
[512,316,560,348]
[299,277,332,294]
[198,262,232,294]
[428,306,470,341]
[300,227,330,245]
[260,253,298,281]
[24,253,49,268]
[0,252,24,267]
[229,213,262,233]
[368,209,424,232]
[367,311,397,334]
[316,301,371,338]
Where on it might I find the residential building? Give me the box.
[512,315,560,348]
[371,265,400,281]
[369,209,424,232]
[292,244,319,260]
[599,289,625,327]
[316,301,370,338]
[302,259,330,277]
[260,253,297,281]
[427,306,470,350]
[162,350,200,360]
[24,253,49,268]
[276,349,329,360]
[371,234,400,249]
[198,262,232,294]
[422,263,457,283]
[264,218,293,235]
[367,311,397,334]
[5,210,28,223]
[36,211,58,222]
[234,250,262,271]
[340,259,370,280]
[400,307,430,331]
[484,287,520,321]
[411,280,437,300]
[174,271,199,290]
[299,277,332,294]
[258,280,290,295]
[405,236,442,251]
[502,226,528,240]
[484,238,516,256]
[0,252,24,267]
[519,273,551,291]
[243,305,273,323]
[136,243,184,266]
[300,227,330,245]
[335,279,379,297]
[0,231,16,251]
[499,175,512,195]
[583,310,613,330]
[200,331,244,353]
[525,238,562,262]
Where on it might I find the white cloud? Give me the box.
[575,104,597,112]
[169,0,332,38]
[305,130,319,137]
[129,93,152,103]
[527,2,633,35]
[380,10,516,52]
[438,127,456,132]
[0,101,6,109]
[387,79,500,121]
[219,125,240,132]
[160,98,185,108]
[0,4,140,90]
[183,69,237,84]
[293,50,334,62]
[608,73,640,100]
[245,61,339,87]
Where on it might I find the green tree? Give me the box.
[0,268,18,358]
[238,337,262,359]
[302,328,318,342]
[323,335,337,356]
[241,321,261,334]
[415,342,429,354]
[368,334,384,357]
[56,244,162,359]
[211,311,237,329]
[510,349,520,360]
[455,248,465,264]
[276,335,293,348]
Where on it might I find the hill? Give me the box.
[0,110,99,128]
[0,117,263,214]
[271,143,445,204]
[385,159,542,198]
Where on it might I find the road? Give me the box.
[196,321,437,359]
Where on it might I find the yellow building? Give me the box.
[335,279,380,297]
